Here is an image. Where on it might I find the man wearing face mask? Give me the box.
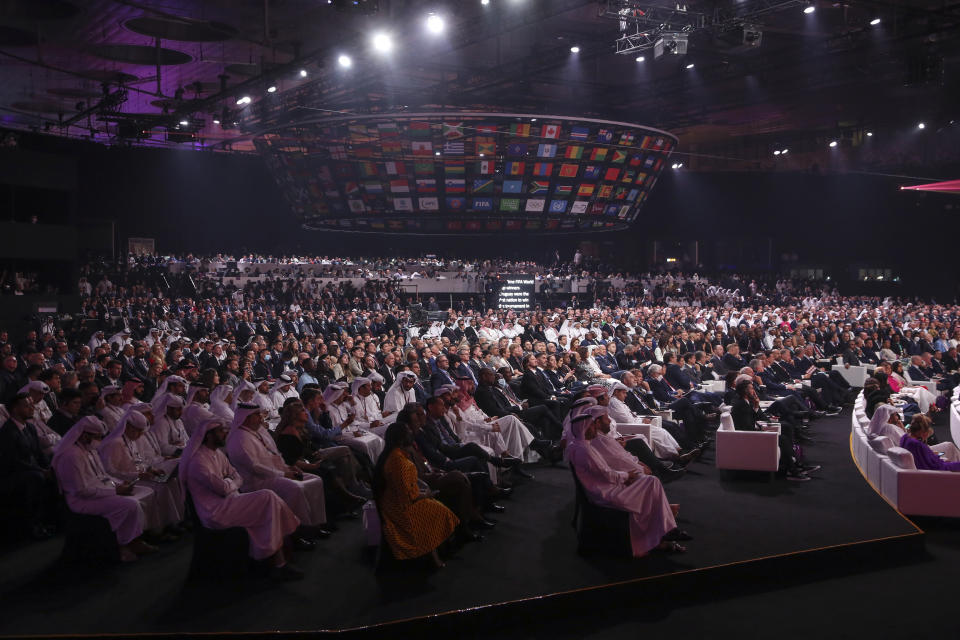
[52,416,159,562]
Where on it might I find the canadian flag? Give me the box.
[542,124,560,139]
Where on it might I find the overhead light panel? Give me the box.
[299,69,308,78]
[426,14,445,34]
[870,17,880,25]
[570,45,581,53]
[372,32,393,53]
[338,54,352,68]
[866,131,873,137]
[636,56,645,62]
[804,4,815,14]
[917,122,925,130]
[236,96,251,105]
[267,85,277,93]
[685,63,695,69]
[829,140,838,147]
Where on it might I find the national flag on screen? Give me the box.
[598,184,614,199]
[611,149,627,164]
[570,126,589,141]
[353,146,375,159]
[408,121,432,138]
[537,143,557,158]
[392,197,413,211]
[618,132,635,146]
[627,188,640,201]
[471,197,494,211]
[589,148,608,162]
[327,145,347,160]
[559,163,579,178]
[476,138,496,156]
[571,200,589,214]
[381,139,403,154]
[510,123,531,137]
[507,143,528,156]
[378,122,399,135]
[532,162,552,177]
[554,184,573,196]
[564,145,583,160]
[506,161,525,175]
[384,161,406,175]
[528,181,549,195]
[476,124,498,135]
[349,124,371,141]
[418,197,439,211]
[583,165,602,179]
[629,154,643,167]
[578,183,595,197]
[549,199,568,213]
[344,181,360,195]
[541,124,560,139]
[477,160,495,174]
[447,220,463,230]
[500,198,520,212]
[414,161,435,175]
[525,198,546,212]
[644,173,655,186]
[619,205,632,219]
[503,180,523,194]
[621,170,636,183]
[443,122,464,139]
[662,140,674,153]
[652,137,666,150]
[604,168,620,181]
[443,141,465,155]
[486,220,503,231]
[604,204,619,217]
[446,197,466,210]
[613,186,628,200]
[643,155,655,168]
[445,160,465,174]
[545,220,559,230]
[347,199,365,213]
[506,220,522,230]
[416,178,437,193]
[654,158,664,171]
[590,201,606,215]
[445,178,466,193]
[411,141,433,156]
[639,135,653,150]
[597,129,614,143]
[363,181,383,194]
[466,221,482,231]
[472,178,494,194]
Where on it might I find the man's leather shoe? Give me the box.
[472,518,497,530]
[493,486,513,499]
[293,537,317,551]
[659,467,686,483]
[485,503,506,514]
[513,466,535,480]
[677,449,702,465]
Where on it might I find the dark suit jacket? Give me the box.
[731,397,767,431]
[0,419,48,477]
[430,369,454,392]
[648,377,679,404]
[519,370,552,404]
[665,363,695,391]
[474,383,518,418]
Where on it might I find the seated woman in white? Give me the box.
[324,381,385,462]
[567,406,684,557]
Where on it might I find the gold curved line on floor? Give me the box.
[847,430,923,534]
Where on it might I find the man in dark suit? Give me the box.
[663,353,722,405]
[474,368,561,439]
[0,394,57,538]
[429,353,455,392]
[722,344,748,372]
[730,379,814,481]
[418,397,513,477]
[518,355,568,419]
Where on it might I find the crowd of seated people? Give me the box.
[2,252,960,572]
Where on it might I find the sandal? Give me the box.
[664,528,693,542]
[657,541,687,554]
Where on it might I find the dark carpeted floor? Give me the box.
[0,409,924,637]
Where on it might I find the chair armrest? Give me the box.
[616,423,652,441]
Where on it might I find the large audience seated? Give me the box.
[2,252,960,577]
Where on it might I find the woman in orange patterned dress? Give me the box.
[373,422,458,567]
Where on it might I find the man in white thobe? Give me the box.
[51,416,158,562]
[225,404,330,535]
[151,394,189,457]
[182,384,215,436]
[605,382,682,460]
[325,381,385,462]
[181,417,303,580]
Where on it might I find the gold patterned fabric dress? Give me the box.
[379,448,459,560]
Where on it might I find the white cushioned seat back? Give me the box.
[868,434,893,454]
[719,412,734,431]
[887,446,916,470]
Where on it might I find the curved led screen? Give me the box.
[254,112,677,234]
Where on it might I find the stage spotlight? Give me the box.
[685,63,695,69]
[236,96,251,105]
[570,45,580,53]
[482,0,489,4]
[267,85,277,93]
[870,17,880,25]
[781,148,789,154]
[435,151,441,156]
[530,118,537,122]
[866,131,873,137]
[426,14,445,34]
[636,56,645,62]
[179,119,189,126]
[213,119,221,124]
[773,150,781,156]
[338,54,352,68]
[803,4,815,14]
[917,122,925,129]
[372,32,393,53]
[829,140,838,147]
[299,69,308,77]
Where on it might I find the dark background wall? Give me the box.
[3,131,958,299]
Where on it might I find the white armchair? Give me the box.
[714,412,781,473]
[832,363,869,387]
